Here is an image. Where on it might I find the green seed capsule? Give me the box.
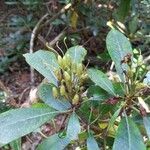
[60,85,66,96]
[62,54,71,68]
[52,87,58,98]
[65,54,71,65]
[76,63,83,76]
[81,73,88,80]
[54,69,62,81]
[58,55,63,67]
[64,71,71,81]
[72,62,77,73]
[72,94,79,105]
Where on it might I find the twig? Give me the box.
[144,55,150,64]
[29,13,49,86]
[29,3,72,86]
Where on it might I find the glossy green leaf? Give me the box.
[106,29,133,82]
[24,50,59,86]
[38,83,71,111]
[37,133,70,150]
[143,116,150,139]
[66,46,87,63]
[88,68,116,96]
[67,112,81,140]
[87,134,100,150]
[113,117,146,150]
[0,107,58,147]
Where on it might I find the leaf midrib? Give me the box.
[125,116,131,150]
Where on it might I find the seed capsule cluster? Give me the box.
[52,54,88,105]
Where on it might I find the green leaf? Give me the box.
[38,112,81,150]
[88,68,116,96]
[113,117,146,150]
[113,82,125,97]
[66,46,87,64]
[0,108,58,147]
[67,112,81,140]
[115,0,131,22]
[37,133,70,150]
[143,116,150,139]
[23,50,59,86]
[87,86,111,101]
[107,107,121,131]
[106,29,133,82]
[129,16,138,34]
[38,83,71,111]
[10,138,21,150]
[87,134,100,150]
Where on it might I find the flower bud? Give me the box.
[72,94,79,105]
[52,87,58,98]
[60,85,66,96]
[64,71,71,81]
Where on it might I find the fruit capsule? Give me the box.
[72,94,80,105]
[52,87,59,98]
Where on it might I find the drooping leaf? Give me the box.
[143,116,150,139]
[106,29,133,82]
[115,0,131,22]
[87,134,100,150]
[113,117,146,150]
[66,46,87,64]
[38,83,71,111]
[88,68,116,96]
[23,50,59,86]
[37,133,70,150]
[0,107,58,147]
[66,112,81,140]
